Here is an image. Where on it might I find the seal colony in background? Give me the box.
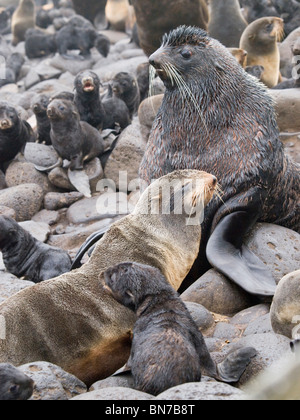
[140,25,300,298]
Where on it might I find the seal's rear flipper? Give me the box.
[206,211,277,298]
[71,228,109,270]
[217,347,257,383]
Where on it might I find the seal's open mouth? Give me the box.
[82,79,95,92]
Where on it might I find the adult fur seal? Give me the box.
[11,0,35,46]
[130,0,208,56]
[0,364,34,401]
[0,102,34,171]
[104,262,256,395]
[240,17,284,88]
[208,0,248,48]
[140,26,300,297]
[0,170,218,386]
[47,99,104,170]
[0,216,72,283]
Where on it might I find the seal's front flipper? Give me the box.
[218,347,257,383]
[206,211,277,297]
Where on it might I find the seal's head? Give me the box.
[32,94,50,116]
[0,216,20,249]
[94,34,110,58]
[74,70,101,94]
[0,363,34,401]
[103,262,169,311]
[47,99,79,122]
[0,102,19,131]
[136,169,218,225]
[240,17,284,50]
[111,72,138,96]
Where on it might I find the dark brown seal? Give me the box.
[104,262,257,395]
[47,99,105,170]
[208,0,248,48]
[130,0,208,56]
[11,0,35,46]
[0,216,72,283]
[240,17,284,88]
[140,26,300,297]
[0,363,34,401]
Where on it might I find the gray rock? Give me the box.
[138,95,164,142]
[71,386,155,400]
[0,206,16,219]
[90,373,135,392]
[230,304,271,329]
[184,302,215,332]
[181,269,253,316]
[213,322,241,340]
[19,220,51,243]
[245,223,300,284]
[32,209,60,226]
[29,79,71,96]
[48,167,75,191]
[0,184,44,222]
[50,53,96,76]
[18,362,87,401]
[270,270,300,339]
[0,272,34,304]
[269,89,300,132]
[225,333,291,386]
[24,143,60,168]
[66,193,129,225]
[243,314,273,336]
[5,161,56,194]
[44,192,84,211]
[104,119,147,190]
[93,56,147,82]
[157,382,245,400]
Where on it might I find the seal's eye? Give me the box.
[180,48,192,59]
[59,105,65,112]
[265,23,273,32]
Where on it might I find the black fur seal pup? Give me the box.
[25,28,57,59]
[111,72,141,119]
[0,216,72,283]
[0,102,34,171]
[104,262,257,396]
[31,94,51,145]
[47,99,105,170]
[0,363,34,401]
[0,53,24,88]
[140,26,300,297]
[74,70,106,130]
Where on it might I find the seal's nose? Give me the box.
[212,176,217,187]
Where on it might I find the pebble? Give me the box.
[18,362,87,401]
[44,192,84,211]
[71,387,155,401]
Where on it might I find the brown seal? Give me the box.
[140,25,300,297]
[130,0,208,56]
[239,16,284,88]
[104,262,257,395]
[0,170,216,386]
[208,0,248,48]
[11,0,35,46]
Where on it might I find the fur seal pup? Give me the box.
[0,170,217,386]
[240,17,284,88]
[25,28,57,59]
[74,70,106,130]
[140,26,300,297]
[47,99,105,171]
[0,216,72,283]
[0,102,34,171]
[0,52,25,88]
[111,72,141,119]
[31,94,51,145]
[11,0,35,46]
[104,262,257,395]
[130,0,208,56]
[208,0,248,48]
[0,364,34,401]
